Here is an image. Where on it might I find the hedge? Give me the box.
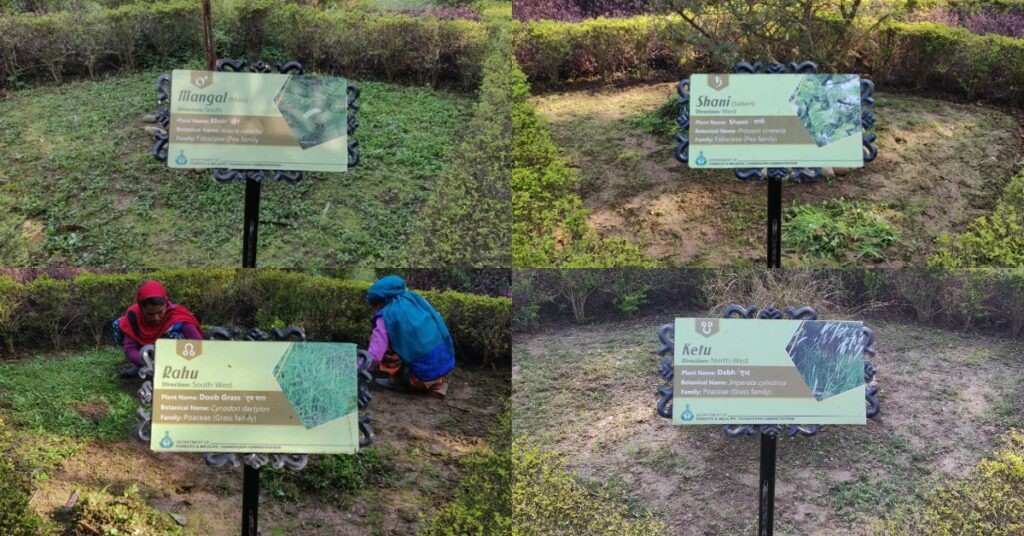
[0,0,489,91]
[407,25,513,265]
[866,21,1024,103]
[511,41,655,267]
[513,14,695,88]
[0,269,511,367]
[514,268,1024,338]
[513,16,1024,105]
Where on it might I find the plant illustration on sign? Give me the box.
[275,76,349,150]
[785,321,864,401]
[789,75,861,147]
[273,343,357,429]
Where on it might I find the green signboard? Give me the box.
[689,74,863,169]
[168,70,348,172]
[151,339,359,454]
[673,318,866,425]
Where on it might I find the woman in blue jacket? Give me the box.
[366,275,455,398]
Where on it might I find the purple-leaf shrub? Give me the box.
[963,10,1024,37]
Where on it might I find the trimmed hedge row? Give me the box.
[513,15,1024,105]
[0,0,489,91]
[511,41,654,267]
[408,26,513,265]
[866,21,1024,103]
[514,268,1024,338]
[513,14,695,88]
[0,269,511,366]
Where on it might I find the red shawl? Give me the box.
[117,280,201,345]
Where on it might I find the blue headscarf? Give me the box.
[367,275,455,381]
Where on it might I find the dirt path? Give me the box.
[531,84,1023,266]
[28,365,508,536]
[512,317,1024,535]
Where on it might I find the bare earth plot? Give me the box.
[4,350,505,536]
[531,84,1023,266]
[512,317,1024,535]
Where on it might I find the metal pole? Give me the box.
[242,464,259,536]
[766,176,782,269]
[242,180,261,268]
[761,173,783,536]
[241,180,261,533]
[758,433,777,536]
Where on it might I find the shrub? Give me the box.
[513,15,695,87]
[878,430,1024,535]
[420,411,512,536]
[0,276,26,353]
[513,15,1024,104]
[868,21,1024,103]
[930,171,1024,268]
[511,47,653,267]
[0,418,44,536]
[0,1,489,91]
[512,439,666,535]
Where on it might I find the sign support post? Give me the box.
[669,62,880,535]
[144,58,364,536]
[242,180,261,269]
[242,464,259,536]
[758,430,777,536]
[766,175,783,271]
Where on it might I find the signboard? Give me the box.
[151,339,359,454]
[688,74,863,168]
[673,318,866,425]
[168,70,348,172]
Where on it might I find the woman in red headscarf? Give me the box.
[114,280,203,373]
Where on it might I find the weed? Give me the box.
[784,199,900,262]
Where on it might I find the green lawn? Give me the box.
[0,71,473,268]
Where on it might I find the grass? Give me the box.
[0,70,473,268]
[0,349,135,440]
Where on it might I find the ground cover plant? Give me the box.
[526,83,1022,267]
[512,308,1024,534]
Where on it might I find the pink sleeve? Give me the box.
[367,317,388,364]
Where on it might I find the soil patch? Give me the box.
[27,365,508,536]
[531,84,1023,266]
[513,317,1024,535]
